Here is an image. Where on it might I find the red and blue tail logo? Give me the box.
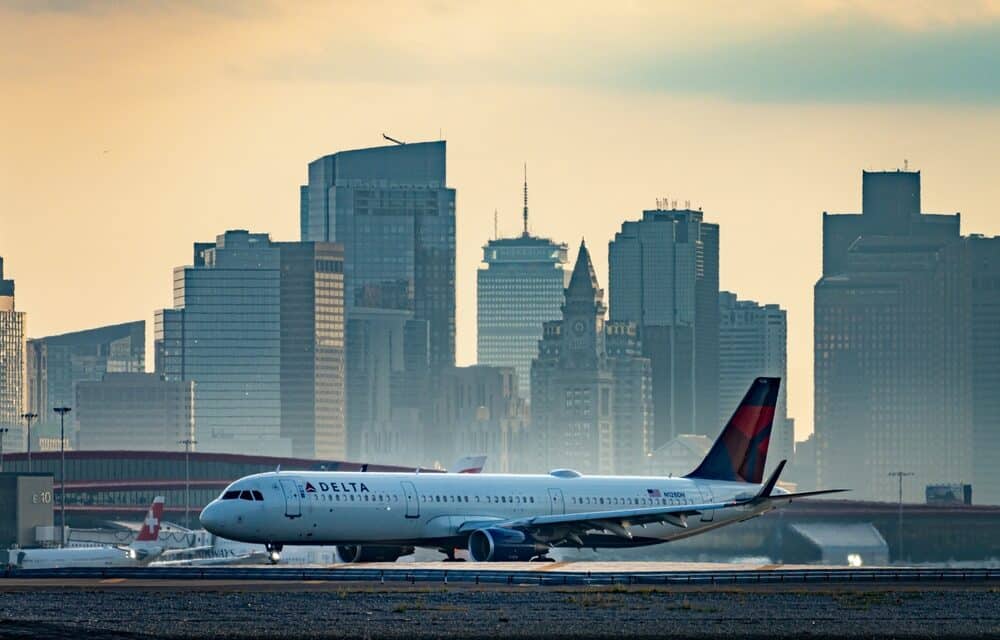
[686,377,780,484]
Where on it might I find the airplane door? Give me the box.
[547,488,565,515]
[698,485,714,522]
[401,481,420,518]
[279,478,302,518]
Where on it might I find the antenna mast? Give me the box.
[494,209,499,240]
[522,163,530,237]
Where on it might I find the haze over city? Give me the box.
[4,4,1000,637]
[4,1,1000,440]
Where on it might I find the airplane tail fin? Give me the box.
[136,496,165,542]
[687,377,780,484]
[450,455,487,474]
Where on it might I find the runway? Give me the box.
[2,568,999,640]
[3,561,998,588]
[3,563,998,638]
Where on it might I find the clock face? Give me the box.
[572,320,586,336]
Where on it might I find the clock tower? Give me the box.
[560,240,606,370]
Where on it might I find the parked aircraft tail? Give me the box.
[686,377,780,484]
[451,455,487,474]
[135,496,164,542]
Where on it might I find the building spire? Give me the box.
[522,163,529,237]
[566,239,600,299]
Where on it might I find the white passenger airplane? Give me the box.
[13,497,172,569]
[200,378,845,563]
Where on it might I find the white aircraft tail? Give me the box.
[450,455,487,474]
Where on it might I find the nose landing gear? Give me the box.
[265,543,283,564]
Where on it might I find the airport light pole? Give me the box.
[888,471,914,563]
[179,438,197,529]
[21,412,38,472]
[53,406,72,547]
[0,427,8,472]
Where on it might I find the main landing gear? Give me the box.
[440,547,467,562]
[265,543,283,564]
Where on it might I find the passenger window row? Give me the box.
[419,495,536,504]
[570,496,692,507]
[304,493,540,506]
[312,493,400,503]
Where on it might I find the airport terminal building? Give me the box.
[1,450,433,531]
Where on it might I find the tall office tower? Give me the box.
[815,171,971,502]
[27,320,144,448]
[477,179,569,400]
[300,141,456,374]
[531,242,651,474]
[0,258,27,452]
[433,365,530,473]
[76,373,195,451]
[967,236,1000,504]
[718,292,792,476]
[604,322,654,475]
[345,308,430,465]
[156,230,346,459]
[608,208,720,446]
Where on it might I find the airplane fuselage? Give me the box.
[200,470,778,552]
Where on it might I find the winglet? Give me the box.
[753,459,786,501]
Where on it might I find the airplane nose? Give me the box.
[199,501,224,534]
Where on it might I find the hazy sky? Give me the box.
[3,1,1000,439]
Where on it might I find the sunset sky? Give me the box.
[3,1,1000,439]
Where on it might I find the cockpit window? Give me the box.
[252,490,264,501]
[222,490,240,500]
[239,490,254,501]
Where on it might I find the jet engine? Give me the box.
[467,527,549,562]
[335,544,414,563]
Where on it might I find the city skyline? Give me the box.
[5,3,1000,441]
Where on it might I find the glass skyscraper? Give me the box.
[156,230,345,459]
[608,208,720,445]
[300,140,456,373]
[0,257,26,452]
[477,191,568,400]
[718,291,792,476]
[27,320,144,448]
[815,171,970,502]
[968,235,1000,504]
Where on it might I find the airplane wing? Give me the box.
[479,500,742,540]
[150,551,269,567]
[155,545,214,559]
[458,461,848,544]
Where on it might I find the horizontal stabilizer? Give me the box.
[772,489,850,501]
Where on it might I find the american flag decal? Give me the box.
[647,489,662,497]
